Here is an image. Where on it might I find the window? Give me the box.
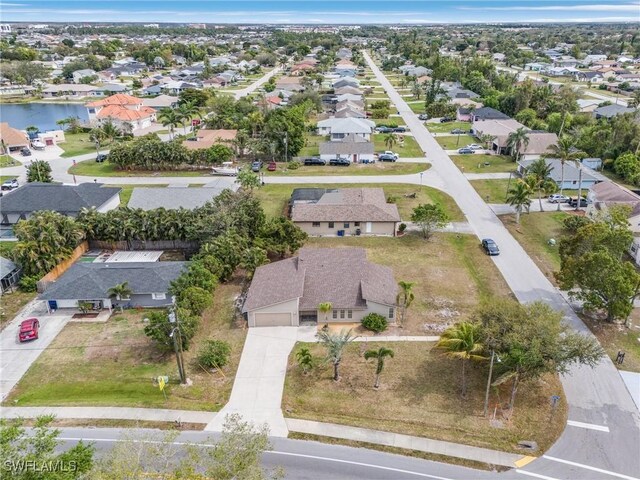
[312,222,320,227]
[354,222,360,227]
[388,307,395,319]
[152,293,166,300]
[344,222,350,228]
[328,222,335,229]
[332,310,337,319]
[347,310,352,319]
[340,310,345,319]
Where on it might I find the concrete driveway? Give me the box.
[0,301,72,401]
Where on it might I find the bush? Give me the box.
[287,160,301,170]
[18,275,38,292]
[563,215,591,234]
[386,195,398,203]
[197,340,231,369]
[361,313,389,333]
[398,223,407,233]
[177,286,212,316]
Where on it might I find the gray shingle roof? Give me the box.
[472,107,511,120]
[518,158,599,183]
[0,183,121,216]
[39,262,187,300]
[319,135,374,156]
[128,187,226,210]
[594,104,636,119]
[244,247,397,312]
[0,256,18,278]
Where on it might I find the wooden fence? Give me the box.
[37,241,89,293]
[89,239,200,254]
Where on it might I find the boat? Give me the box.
[212,162,240,176]
[31,140,46,150]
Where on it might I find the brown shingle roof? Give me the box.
[291,188,400,222]
[0,122,28,148]
[242,257,304,312]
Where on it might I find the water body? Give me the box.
[0,102,89,131]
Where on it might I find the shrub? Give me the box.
[386,195,398,203]
[398,223,407,233]
[287,160,301,170]
[361,313,389,333]
[563,215,591,234]
[197,340,231,369]
[18,275,38,292]
[177,286,212,316]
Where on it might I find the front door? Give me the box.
[366,222,372,233]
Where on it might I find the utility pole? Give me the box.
[168,308,186,384]
[483,349,496,417]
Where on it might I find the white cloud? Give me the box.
[458,2,640,12]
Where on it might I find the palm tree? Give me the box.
[100,120,122,144]
[436,322,486,398]
[545,136,586,210]
[318,302,333,326]
[316,328,355,381]
[384,133,398,151]
[506,180,533,224]
[157,108,181,140]
[177,101,200,135]
[525,158,556,212]
[364,347,395,389]
[396,281,415,326]
[506,127,530,162]
[108,282,132,311]
[296,346,314,375]
[479,133,496,151]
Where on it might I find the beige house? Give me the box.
[290,188,400,237]
[243,247,397,327]
[0,122,29,153]
[587,181,640,233]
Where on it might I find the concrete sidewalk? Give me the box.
[0,406,215,424]
[286,418,532,468]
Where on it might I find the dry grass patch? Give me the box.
[583,315,640,373]
[283,341,567,454]
[0,291,36,331]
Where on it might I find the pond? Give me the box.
[0,102,89,131]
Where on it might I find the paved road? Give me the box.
[365,51,640,480]
[231,66,282,99]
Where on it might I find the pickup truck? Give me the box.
[329,158,350,166]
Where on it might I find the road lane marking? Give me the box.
[516,470,560,480]
[543,455,640,480]
[566,420,610,432]
[514,456,537,468]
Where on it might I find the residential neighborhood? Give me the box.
[0,14,639,480]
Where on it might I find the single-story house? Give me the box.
[581,157,603,170]
[42,84,100,98]
[593,104,636,119]
[86,93,157,131]
[471,118,525,150]
[586,181,640,233]
[316,117,374,140]
[332,78,359,89]
[242,247,397,327]
[142,94,179,110]
[517,158,600,190]
[334,86,363,96]
[0,122,29,153]
[182,129,237,150]
[0,183,121,225]
[0,256,21,294]
[333,107,366,119]
[574,71,604,83]
[72,68,96,84]
[39,261,187,312]
[127,185,235,210]
[276,76,304,92]
[518,131,559,160]
[290,187,400,237]
[335,93,363,103]
[470,107,510,122]
[319,134,374,163]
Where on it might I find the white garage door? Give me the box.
[254,312,292,327]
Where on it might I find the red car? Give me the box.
[19,318,39,342]
[267,161,277,171]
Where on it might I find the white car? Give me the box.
[465,144,483,150]
[548,194,570,203]
[384,151,399,159]
[31,140,46,150]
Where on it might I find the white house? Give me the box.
[85,93,157,132]
[316,117,375,140]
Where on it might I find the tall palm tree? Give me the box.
[177,101,200,135]
[316,328,355,381]
[479,134,496,151]
[506,180,533,224]
[99,120,122,144]
[364,347,395,389]
[108,282,132,311]
[384,133,398,151]
[506,127,530,162]
[396,281,415,326]
[436,322,486,398]
[318,302,333,326]
[157,108,181,140]
[525,158,556,212]
[545,136,586,211]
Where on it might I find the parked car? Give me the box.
[418,114,429,121]
[251,160,263,172]
[31,140,45,150]
[20,147,31,156]
[450,128,466,134]
[569,197,589,207]
[457,147,475,154]
[548,194,570,203]
[19,318,39,342]
[96,154,108,163]
[384,151,399,160]
[1,179,18,191]
[303,157,326,166]
[375,126,395,134]
[440,117,454,123]
[481,238,500,256]
[267,161,277,171]
[465,144,483,150]
[393,126,407,133]
[329,158,350,166]
[378,154,397,162]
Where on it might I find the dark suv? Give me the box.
[329,158,350,166]
[481,238,500,256]
[569,197,588,207]
[303,157,326,166]
[378,154,397,162]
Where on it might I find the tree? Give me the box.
[296,346,314,374]
[396,280,414,326]
[26,159,53,183]
[108,282,132,311]
[364,347,395,389]
[506,127,530,162]
[384,133,398,151]
[317,302,333,325]
[1,415,94,479]
[613,153,640,186]
[143,308,199,352]
[506,179,532,224]
[411,203,449,240]
[479,133,496,151]
[177,101,200,135]
[197,340,231,369]
[241,246,269,279]
[316,328,355,381]
[258,217,307,258]
[99,120,122,144]
[237,169,261,191]
[176,286,212,316]
[157,108,181,139]
[545,136,585,210]
[524,158,556,212]
[436,322,485,398]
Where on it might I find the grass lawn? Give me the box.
[451,155,516,174]
[470,179,512,203]
[266,162,429,177]
[0,176,17,183]
[283,341,566,454]
[408,102,426,114]
[255,183,463,223]
[373,135,424,157]
[69,160,206,177]
[60,132,103,158]
[372,118,406,126]
[436,135,477,150]
[0,155,20,167]
[0,241,16,257]
[0,291,36,331]
[104,184,170,207]
[583,315,640,373]
[5,280,247,410]
[299,134,326,157]
[426,121,471,134]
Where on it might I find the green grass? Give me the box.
[470,179,512,203]
[266,162,429,177]
[69,160,206,177]
[60,132,104,158]
[425,121,471,134]
[451,155,516,174]
[408,102,426,114]
[435,135,477,150]
[104,184,170,207]
[0,176,17,183]
[255,183,463,222]
[1,290,37,331]
[0,155,19,168]
[372,118,406,126]
[373,135,424,157]
[0,241,16,257]
[299,134,326,157]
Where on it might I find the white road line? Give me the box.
[59,437,454,479]
[543,455,640,480]
[566,420,610,432]
[515,469,561,480]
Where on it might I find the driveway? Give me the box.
[365,51,640,480]
[0,301,72,401]
[205,326,315,437]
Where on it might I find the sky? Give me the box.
[0,0,639,24]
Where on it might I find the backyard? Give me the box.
[298,134,325,157]
[4,280,247,410]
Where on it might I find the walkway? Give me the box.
[365,50,640,480]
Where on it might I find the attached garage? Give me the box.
[254,312,293,327]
